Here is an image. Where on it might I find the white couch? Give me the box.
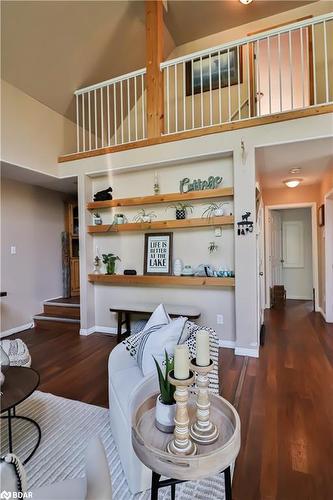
[108,342,157,494]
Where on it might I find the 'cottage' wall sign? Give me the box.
[179,176,223,193]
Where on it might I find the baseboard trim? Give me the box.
[79,326,96,336]
[218,340,236,349]
[1,322,34,338]
[79,326,118,336]
[318,307,326,320]
[95,326,117,335]
[235,346,259,358]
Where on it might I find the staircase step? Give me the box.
[43,304,80,319]
[34,313,80,333]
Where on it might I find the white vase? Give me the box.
[173,258,183,276]
[155,395,176,433]
[214,207,224,216]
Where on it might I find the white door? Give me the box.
[270,210,283,286]
[257,204,265,330]
[254,29,311,116]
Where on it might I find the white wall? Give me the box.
[280,208,313,300]
[59,112,332,357]
[0,177,66,335]
[91,157,236,342]
[1,80,77,176]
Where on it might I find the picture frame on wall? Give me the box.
[186,47,243,96]
[318,204,325,227]
[144,233,173,276]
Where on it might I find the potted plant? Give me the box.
[102,253,120,275]
[133,209,157,223]
[153,350,176,433]
[202,202,228,218]
[167,202,193,220]
[93,212,102,225]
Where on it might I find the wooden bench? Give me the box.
[109,303,201,343]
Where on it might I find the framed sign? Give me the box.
[186,47,243,96]
[144,233,173,275]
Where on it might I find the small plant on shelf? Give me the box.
[133,209,157,223]
[167,202,194,220]
[93,212,103,225]
[201,202,227,219]
[102,253,120,275]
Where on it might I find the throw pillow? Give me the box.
[138,316,188,376]
[122,304,170,358]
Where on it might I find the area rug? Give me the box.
[0,391,226,499]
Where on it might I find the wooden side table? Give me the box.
[132,392,240,500]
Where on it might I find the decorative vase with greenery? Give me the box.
[93,212,102,225]
[154,350,176,433]
[202,202,228,219]
[102,253,120,275]
[133,209,157,223]
[167,202,193,220]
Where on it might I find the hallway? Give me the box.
[233,300,333,500]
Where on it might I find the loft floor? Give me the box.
[11,300,333,500]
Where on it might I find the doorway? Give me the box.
[265,204,319,309]
[325,189,333,322]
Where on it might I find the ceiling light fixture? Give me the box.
[283,178,303,188]
[240,0,253,4]
[289,168,302,174]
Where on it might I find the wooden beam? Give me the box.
[88,274,235,287]
[146,0,164,138]
[58,104,333,163]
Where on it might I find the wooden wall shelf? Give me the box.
[87,215,234,233]
[88,274,235,287]
[87,187,233,210]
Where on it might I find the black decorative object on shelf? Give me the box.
[124,269,137,275]
[93,187,113,202]
[237,212,253,235]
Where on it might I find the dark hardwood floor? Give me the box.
[11,300,333,500]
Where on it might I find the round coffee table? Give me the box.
[132,391,241,500]
[1,366,41,464]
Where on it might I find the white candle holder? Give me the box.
[189,359,219,445]
[167,370,197,456]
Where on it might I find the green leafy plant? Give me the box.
[133,209,157,223]
[102,253,120,275]
[153,350,175,405]
[167,202,194,214]
[201,202,226,219]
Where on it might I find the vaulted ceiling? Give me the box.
[1,0,317,123]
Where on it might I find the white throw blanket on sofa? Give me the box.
[1,339,31,367]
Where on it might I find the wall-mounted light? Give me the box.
[240,0,253,4]
[283,178,303,188]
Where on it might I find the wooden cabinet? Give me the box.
[66,202,80,296]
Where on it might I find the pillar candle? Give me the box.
[196,329,210,366]
[174,344,190,380]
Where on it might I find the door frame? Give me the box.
[325,188,333,322]
[265,202,319,310]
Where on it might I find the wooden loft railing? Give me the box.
[58,7,333,163]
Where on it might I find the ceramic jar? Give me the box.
[173,259,183,276]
